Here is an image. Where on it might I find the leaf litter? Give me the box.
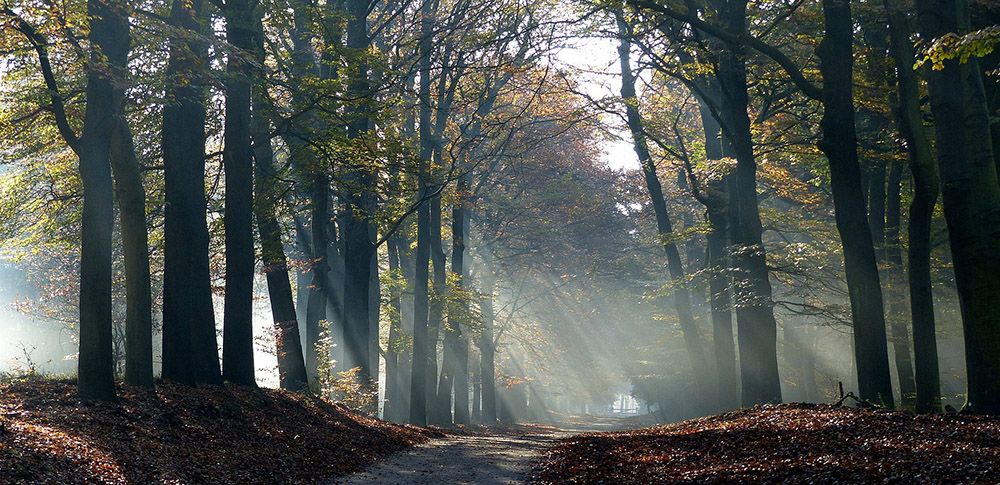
[534,403,1000,484]
[0,379,436,484]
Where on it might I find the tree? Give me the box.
[916,0,1000,414]
[221,0,260,387]
[615,11,710,385]
[3,0,131,400]
[628,0,895,407]
[408,0,435,426]
[341,0,377,385]
[884,0,942,412]
[161,0,222,386]
[251,15,309,392]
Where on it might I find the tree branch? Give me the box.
[625,0,823,101]
[2,8,81,152]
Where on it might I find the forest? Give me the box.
[0,0,999,482]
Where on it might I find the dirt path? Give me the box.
[334,432,562,485]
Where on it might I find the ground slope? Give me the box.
[535,403,1000,483]
[0,379,433,484]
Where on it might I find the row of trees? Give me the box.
[2,0,999,424]
[609,0,999,412]
[0,0,583,426]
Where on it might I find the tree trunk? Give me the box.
[342,0,376,385]
[397,232,415,419]
[385,238,403,421]
[161,0,221,386]
[251,27,308,392]
[305,173,330,388]
[370,256,382,382]
[449,175,471,424]
[885,159,917,407]
[715,0,782,405]
[471,360,482,423]
[861,17,917,407]
[697,98,738,411]
[817,0,894,407]
[885,0,942,412]
[868,164,888,258]
[221,0,258,387]
[109,117,153,388]
[408,0,434,426]
[77,0,129,400]
[479,273,498,424]
[916,0,1000,414]
[616,14,709,378]
[428,194,448,424]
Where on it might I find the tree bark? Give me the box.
[428,193,448,424]
[161,0,221,386]
[697,99,738,411]
[342,0,376,384]
[714,0,782,405]
[479,271,498,423]
[452,182,471,424]
[222,0,258,387]
[884,0,942,412]
[916,0,1000,414]
[76,0,130,400]
[110,116,153,388]
[817,0,894,407]
[408,0,434,426]
[885,159,917,406]
[305,172,330,388]
[384,238,403,421]
[251,26,309,392]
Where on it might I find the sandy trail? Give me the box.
[334,432,562,485]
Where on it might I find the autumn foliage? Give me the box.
[0,379,435,484]
[535,403,1000,483]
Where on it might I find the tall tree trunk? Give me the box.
[306,172,330,388]
[110,117,153,388]
[370,257,381,382]
[616,14,709,379]
[479,271,497,423]
[697,98,738,411]
[817,0,895,407]
[428,193,448,424]
[251,26,308,392]
[861,17,917,407]
[76,0,130,400]
[868,165,888,258]
[222,0,258,387]
[329,218,347,369]
[885,159,917,406]
[885,0,942,412]
[161,0,221,386]
[255,140,309,392]
[916,0,1000,414]
[397,232,416,419]
[342,0,376,384]
[448,175,471,424]
[408,0,434,425]
[471,358,482,423]
[715,0,782,405]
[385,238,403,421]
[284,0,323,385]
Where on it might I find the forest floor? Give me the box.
[0,378,435,484]
[534,402,1000,483]
[11,380,1000,484]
